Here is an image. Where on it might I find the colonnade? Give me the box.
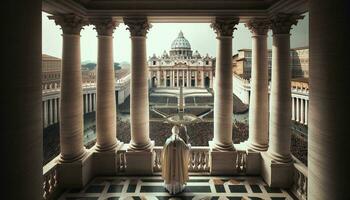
[292,96,308,125]
[152,69,212,88]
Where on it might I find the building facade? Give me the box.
[233,47,309,79]
[148,31,214,88]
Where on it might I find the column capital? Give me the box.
[123,17,151,37]
[49,14,88,35]
[269,13,304,34]
[245,19,270,36]
[90,18,119,36]
[210,17,239,37]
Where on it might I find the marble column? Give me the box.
[171,70,174,87]
[49,99,53,125]
[50,15,87,162]
[89,93,93,112]
[309,0,349,198]
[211,17,238,151]
[201,70,205,87]
[300,99,304,124]
[296,97,299,122]
[304,100,308,125]
[292,97,295,120]
[5,1,42,198]
[44,100,48,127]
[165,70,168,87]
[188,70,190,87]
[246,19,269,151]
[209,17,239,174]
[195,71,198,87]
[124,17,154,174]
[267,14,302,163]
[157,70,161,87]
[91,18,119,151]
[177,70,179,87]
[84,94,88,113]
[53,98,58,123]
[124,17,153,151]
[209,70,213,88]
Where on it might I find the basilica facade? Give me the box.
[148,31,214,88]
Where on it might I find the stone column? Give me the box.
[157,70,161,87]
[165,70,168,87]
[5,1,42,198]
[89,93,93,112]
[296,97,299,122]
[209,70,213,88]
[195,71,198,87]
[292,97,295,120]
[91,18,119,152]
[171,70,173,87]
[50,15,87,162]
[188,70,190,87]
[309,0,349,198]
[124,17,154,174]
[209,17,239,174]
[304,100,308,125]
[300,99,304,124]
[245,19,269,151]
[53,98,57,123]
[267,14,303,163]
[201,70,205,87]
[43,100,48,127]
[261,14,303,187]
[49,99,53,125]
[177,70,179,87]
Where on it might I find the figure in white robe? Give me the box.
[162,125,191,194]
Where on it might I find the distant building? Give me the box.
[148,31,214,88]
[42,54,61,89]
[42,54,130,89]
[232,47,309,79]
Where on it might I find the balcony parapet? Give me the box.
[43,158,60,200]
[291,156,308,200]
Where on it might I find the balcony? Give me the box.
[43,146,307,199]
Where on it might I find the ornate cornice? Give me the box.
[210,17,239,37]
[90,18,119,36]
[123,17,151,37]
[48,14,88,35]
[245,19,270,36]
[269,13,304,34]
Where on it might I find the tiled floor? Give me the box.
[59,176,297,200]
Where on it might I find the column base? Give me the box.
[92,142,124,176]
[261,152,293,188]
[57,150,94,189]
[209,141,237,175]
[125,141,155,175]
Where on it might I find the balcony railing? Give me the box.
[43,158,60,200]
[291,156,308,200]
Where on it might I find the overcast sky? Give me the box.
[42,12,308,63]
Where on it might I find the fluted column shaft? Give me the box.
[246,19,269,151]
[124,17,152,150]
[50,15,87,161]
[91,18,119,151]
[201,70,205,87]
[267,14,302,163]
[309,0,349,198]
[211,17,239,150]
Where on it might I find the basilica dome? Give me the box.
[171,31,191,49]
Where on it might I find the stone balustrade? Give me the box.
[43,159,60,200]
[153,146,211,173]
[291,157,308,200]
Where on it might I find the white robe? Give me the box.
[162,134,190,194]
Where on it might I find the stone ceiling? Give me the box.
[42,0,308,23]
